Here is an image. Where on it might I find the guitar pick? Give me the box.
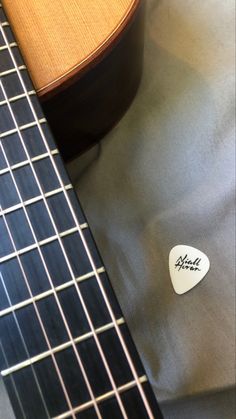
[169,245,210,294]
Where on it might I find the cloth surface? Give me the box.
[0,1,235,418]
[68,0,236,412]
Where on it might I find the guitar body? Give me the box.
[2,0,144,160]
[0,3,164,417]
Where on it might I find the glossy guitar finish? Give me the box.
[2,0,144,160]
[0,5,162,419]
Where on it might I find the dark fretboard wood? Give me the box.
[0,6,162,419]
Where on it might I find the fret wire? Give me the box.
[1,46,102,419]
[1,19,155,419]
[0,148,59,175]
[0,154,121,419]
[0,224,88,264]
[0,131,94,417]
[0,184,73,216]
[0,90,36,106]
[0,267,106,318]
[0,21,53,417]
[0,42,17,51]
[0,341,27,419]
[0,118,46,138]
[0,68,88,419]
[0,118,101,418]
[0,32,130,418]
[0,65,26,77]
[1,318,125,376]
[53,376,148,419]
[0,207,76,417]
[1,21,154,418]
[0,271,50,418]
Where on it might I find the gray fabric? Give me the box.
[0,378,14,419]
[68,0,236,407]
[160,387,236,419]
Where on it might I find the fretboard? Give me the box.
[0,5,162,419]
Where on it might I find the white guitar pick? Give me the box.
[169,245,210,294]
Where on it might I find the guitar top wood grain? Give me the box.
[2,0,137,95]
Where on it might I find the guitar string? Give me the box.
[0,98,127,419]
[0,79,102,419]
[0,16,154,419]
[0,18,29,419]
[0,32,127,419]
[0,19,130,419]
[0,145,77,418]
[2,17,155,419]
[0,18,102,418]
[0,17,48,419]
[0,335,27,419]
[0,272,47,419]
[0,23,124,419]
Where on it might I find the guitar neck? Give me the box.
[0,5,162,419]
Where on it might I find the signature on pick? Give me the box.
[174,254,201,272]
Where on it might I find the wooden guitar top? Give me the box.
[3,0,138,96]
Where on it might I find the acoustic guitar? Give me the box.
[2,0,145,160]
[0,2,163,418]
